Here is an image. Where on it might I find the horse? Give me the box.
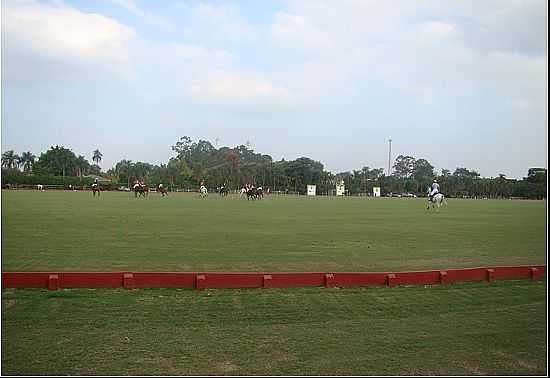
[199,185,208,198]
[427,192,447,210]
[240,187,247,198]
[91,183,100,197]
[246,187,260,200]
[37,184,44,191]
[134,183,148,198]
[219,186,229,197]
[158,185,168,197]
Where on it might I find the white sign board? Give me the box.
[373,187,381,197]
[336,183,345,196]
[307,185,316,196]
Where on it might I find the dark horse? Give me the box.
[246,187,263,200]
[219,186,229,197]
[134,184,149,198]
[91,183,100,197]
[158,185,168,197]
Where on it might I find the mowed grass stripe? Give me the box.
[2,280,546,375]
[1,190,546,272]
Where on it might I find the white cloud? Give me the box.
[1,0,238,90]
[417,21,457,42]
[271,12,327,50]
[3,0,546,116]
[149,43,236,69]
[109,0,174,29]
[269,0,548,110]
[2,0,138,81]
[181,3,257,42]
[186,71,299,109]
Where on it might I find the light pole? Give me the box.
[388,139,392,176]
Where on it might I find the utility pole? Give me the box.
[388,139,392,176]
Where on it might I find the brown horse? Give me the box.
[158,185,168,197]
[91,183,100,197]
[134,184,149,198]
[219,186,229,197]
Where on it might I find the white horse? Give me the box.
[427,192,447,210]
[37,184,44,191]
[199,185,208,198]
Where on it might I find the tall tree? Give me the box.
[18,151,36,173]
[526,168,546,185]
[166,158,192,188]
[1,150,20,169]
[114,159,134,187]
[92,149,103,167]
[75,155,90,178]
[412,158,435,191]
[172,136,194,159]
[453,167,480,178]
[392,155,416,179]
[34,146,78,177]
[225,150,241,188]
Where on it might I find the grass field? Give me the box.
[1,190,547,375]
[2,280,547,375]
[1,190,547,272]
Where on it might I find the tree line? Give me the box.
[2,138,546,199]
[1,147,103,177]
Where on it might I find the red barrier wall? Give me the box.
[130,273,196,289]
[2,265,546,291]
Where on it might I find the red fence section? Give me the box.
[2,265,546,291]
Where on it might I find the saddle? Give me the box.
[429,192,443,201]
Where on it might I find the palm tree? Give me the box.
[115,159,134,188]
[18,151,36,173]
[76,155,89,179]
[92,149,103,166]
[1,150,20,169]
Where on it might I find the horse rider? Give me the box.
[429,179,440,202]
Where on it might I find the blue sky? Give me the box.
[1,0,547,179]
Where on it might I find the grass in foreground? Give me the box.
[1,191,547,272]
[2,279,547,375]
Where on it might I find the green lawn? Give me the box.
[1,190,547,272]
[1,191,547,375]
[2,280,546,376]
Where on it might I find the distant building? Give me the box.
[83,175,111,183]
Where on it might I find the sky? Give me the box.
[1,0,548,179]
